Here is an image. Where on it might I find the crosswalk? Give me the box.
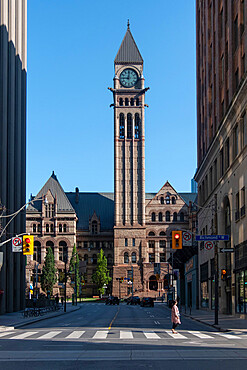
[0,329,244,342]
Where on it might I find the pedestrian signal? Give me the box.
[221,269,227,281]
[172,231,182,249]
[23,235,34,255]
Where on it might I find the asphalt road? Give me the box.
[0,302,247,369]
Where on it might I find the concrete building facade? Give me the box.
[195,0,247,315]
[0,0,27,314]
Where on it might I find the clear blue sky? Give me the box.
[27,0,196,198]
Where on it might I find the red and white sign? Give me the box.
[12,236,22,252]
[182,231,192,246]
[204,241,214,250]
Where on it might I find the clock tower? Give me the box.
[109,23,149,296]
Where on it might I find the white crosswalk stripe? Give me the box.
[92,330,108,339]
[38,331,62,339]
[215,333,242,340]
[143,331,160,339]
[0,332,15,338]
[120,331,133,339]
[188,331,214,339]
[66,331,85,339]
[10,332,38,340]
[164,330,187,339]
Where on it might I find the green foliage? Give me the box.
[69,244,80,297]
[41,247,57,294]
[92,249,111,295]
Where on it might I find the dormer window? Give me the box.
[160,197,164,204]
[165,195,170,204]
[125,98,129,106]
[92,220,98,235]
[63,224,67,232]
[131,98,134,106]
[172,197,176,204]
[151,212,156,222]
[59,224,62,232]
[119,98,123,106]
[33,224,36,233]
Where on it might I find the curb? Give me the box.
[0,306,81,331]
[182,312,229,332]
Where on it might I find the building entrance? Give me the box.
[149,275,158,291]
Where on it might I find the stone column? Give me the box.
[155,241,159,263]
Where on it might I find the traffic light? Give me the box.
[221,269,227,281]
[172,231,182,249]
[23,235,34,255]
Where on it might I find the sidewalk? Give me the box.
[0,303,81,331]
[181,307,247,333]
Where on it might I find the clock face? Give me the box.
[120,68,138,88]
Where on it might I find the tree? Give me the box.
[69,244,80,297]
[41,247,57,294]
[92,249,111,296]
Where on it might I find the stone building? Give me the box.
[26,25,196,299]
[0,0,27,314]
[195,0,247,315]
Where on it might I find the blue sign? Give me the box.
[195,235,229,241]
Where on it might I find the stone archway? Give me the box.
[149,275,158,291]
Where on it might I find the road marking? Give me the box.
[150,315,154,318]
[38,331,62,339]
[188,331,214,339]
[10,332,38,340]
[154,321,160,325]
[66,331,85,339]
[165,330,187,339]
[0,332,14,338]
[108,307,120,329]
[215,333,241,340]
[120,331,133,339]
[143,331,160,339]
[93,331,108,339]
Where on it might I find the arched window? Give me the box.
[148,231,155,236]
[161,197,164,204]
[46,240,54,256]
[92,254,97,264]
[37,223,41,233]
[172,197,176,204]
[135,113,140,139]
[166,211,170,222]
[165,195,170,204]
[92,220,97,235]
[59,224,62,232]
[119,98,123,106]
[63,224,67,232]
[33,224,36,233]
[127,113,132,139]
[136,98,139,106]
[159,231,166,236]
[119,113,125,139]
[173,212,177,222]
[50,224,54,232]
[59,241,68,262]
[130,98,134,106]
[159,212,163,222]
[84,254,88,264]
[46,224,49,233]
[132,252,136,263]
[125,98,129,106]
[124,252,129,264]
[151,212,156,222]
[180,212,184,222]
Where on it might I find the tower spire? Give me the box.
[127,19,130,29]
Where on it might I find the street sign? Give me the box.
[195,235,229,241]
[12,236,22,252]
[182,231,192,246]
[220,248,234,253]
[204,241,214,250]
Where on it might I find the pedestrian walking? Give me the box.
[171,299,181,334]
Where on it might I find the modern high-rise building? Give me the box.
[0,0,27,314]
[195,1,247,315]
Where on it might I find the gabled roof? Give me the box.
[66,192,114,231]
[115,26,143,64]
[27,172,75,213]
